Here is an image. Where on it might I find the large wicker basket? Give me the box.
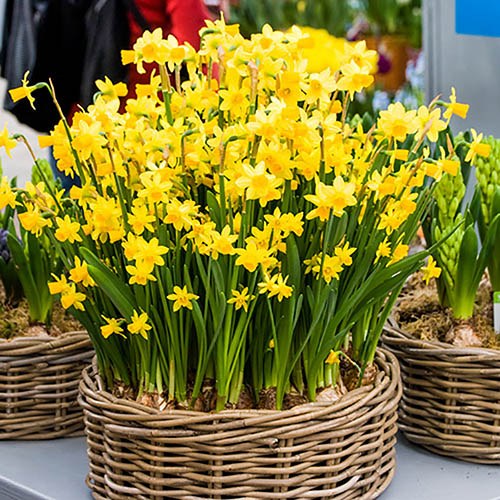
[383,320,500,464]
[0,331,93,439]
[79,349,401,499]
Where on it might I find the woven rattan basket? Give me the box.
[79,349,401,499]
[0,330,93,439]
[383,319,500,464]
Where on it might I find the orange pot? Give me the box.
[366,35,412,93]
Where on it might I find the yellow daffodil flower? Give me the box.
[0,176,17,209]
[167,285,199,312]
[68,256,95,287]
[95,76,127,101]
[227,287,255,312]
[235,242,271,273]
[465,129,491,163]
[320,255,344,283]
[54,215,82,243]
[18,206,52,236]
[388,243,410,265]
[375,238,392,263]
[443,87,469,121]
[8,71,38,109]
[334,242,356,266]
[100,316,125,339]
[0,125,17,158]
[48,274,71,295]
[60,283,86,311]
[325,350,340,365]
[126,260,157,285]
[422,256,442,285]
[378,102,419,142]
[128,310,152,339]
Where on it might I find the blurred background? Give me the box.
[229,0,424,108]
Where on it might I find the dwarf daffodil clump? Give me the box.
[3,20,483,410]
[0,157,60,328]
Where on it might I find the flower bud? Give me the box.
[449,198,459,218]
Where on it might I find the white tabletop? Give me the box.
[0,433,498,499]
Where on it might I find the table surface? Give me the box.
[0,433,498,500]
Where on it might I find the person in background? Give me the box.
[128,0,212,95]
[53,0,212,190]
[204,0,230,19]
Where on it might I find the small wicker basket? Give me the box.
[79,349,401,499]
[0,331,93,439]
[383,319,500,464]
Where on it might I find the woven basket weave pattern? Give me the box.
[0,331,93,439]
[79,349,401,499]
[383,321,500,464]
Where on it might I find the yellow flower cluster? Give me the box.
[9,21,468,308]
[4,19,480,348]
[3,17,493,408]
[289,26,378,76]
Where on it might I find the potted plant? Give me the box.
[0,150,92,439]
[383,127,500,463]
[9,19,473,497]
[358,0,422,93]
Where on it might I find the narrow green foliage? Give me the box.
[430,143,499,318]
[475,136,500,289]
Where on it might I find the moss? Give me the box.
[0,294,83,340]
[395,277,499,348]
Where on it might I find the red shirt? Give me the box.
[128,0,212,93]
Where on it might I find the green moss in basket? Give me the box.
[0,294,82,340]
[394,272,498,349]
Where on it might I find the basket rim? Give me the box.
[0,329,88,344]
[79,348,401,421]
[0,330,91,360]
[384,316,500,358]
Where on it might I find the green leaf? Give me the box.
[80,247,136,318]
[206,191,221,228]
[452,224,479,319]
[468,187,482,226]
[31,159,54,186]
[482,213,500,290]
[29,235,52,322]
[491,185,500,222]
[284,234,301,291]
[7,232,44,322]
[211,260,225,297]
[361,112,374,133]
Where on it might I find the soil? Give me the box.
[394,274,499,349]
[0,299,83,340]
[343,363,378,391]
[112,356,377,412]
[229,385,254,410]
[257,387,277,410]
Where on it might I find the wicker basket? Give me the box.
[383,319,500,464]
[79,349,401,499]
[0,331,93,439]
